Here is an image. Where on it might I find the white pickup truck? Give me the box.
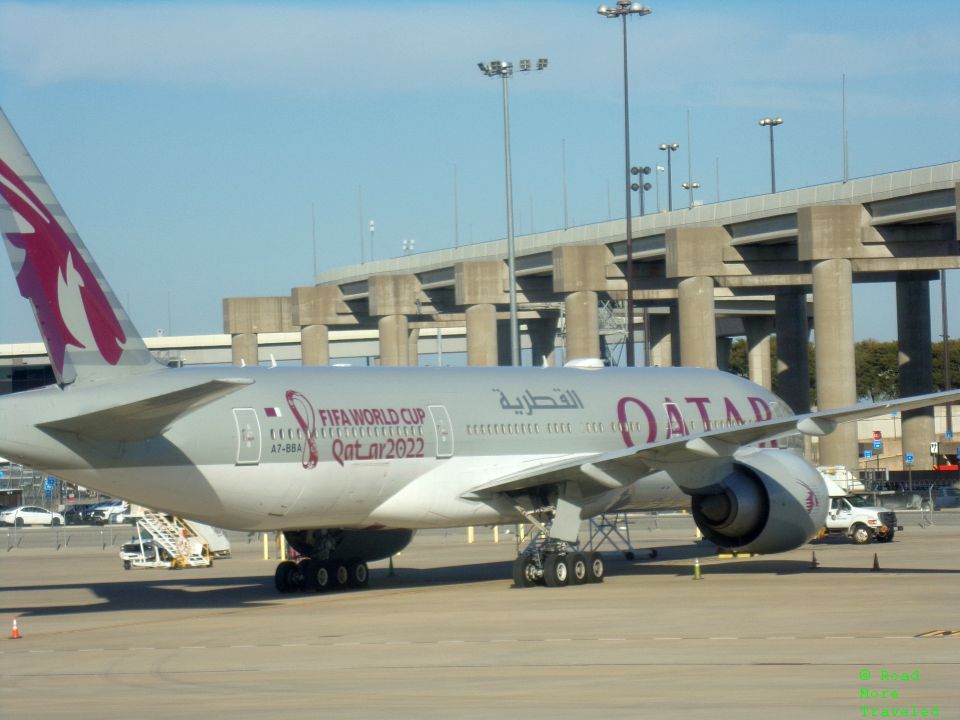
[821,477,901,544]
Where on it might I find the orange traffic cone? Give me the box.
[871,553,880,572]
[10,618,21,639]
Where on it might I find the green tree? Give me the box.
[931,339,960,392]
[855,340,898,401]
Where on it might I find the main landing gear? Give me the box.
[512,541,605,588]
[274,557,370,594]
[509,492,606,589]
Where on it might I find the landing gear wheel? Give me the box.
[274,560,298,593]
[347,561,369,588]
[301,560,334,591]
[512,556,539,588]
[851,525,873,545]
[543,554,570,587]
[570,553,588,585]
[313,562,332,590]
[587,552,605,583]
[331,562,350,589]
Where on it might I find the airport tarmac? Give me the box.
[2,513,958,719]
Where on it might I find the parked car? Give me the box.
[63,502,100,525]
[0,505,66,527]
[930,486,960,509]
[90,499,130,524]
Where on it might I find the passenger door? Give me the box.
[428,405,454,458]
[233,408,262,465]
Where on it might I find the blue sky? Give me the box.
[1,0,957,348]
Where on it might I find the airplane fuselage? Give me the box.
[0,364,790,532]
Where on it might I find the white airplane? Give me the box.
[1,108,956,592]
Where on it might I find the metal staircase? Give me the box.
[132,512,211,569]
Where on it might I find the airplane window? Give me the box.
[270,429,276,441]
[566,423,572,433]
[296,428,302,439]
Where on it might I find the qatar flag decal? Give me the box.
[264,407,282,418]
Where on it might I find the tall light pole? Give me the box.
[478,58,548,366]
[943,270,953,438]
[598,1,652,368]
[659,143,678,211]
[681,180,700,209]
[759,116,783,193]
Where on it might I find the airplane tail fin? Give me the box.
[0,108,161,385]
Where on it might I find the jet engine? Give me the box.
[689,449,827,554]
[284,528,414,562]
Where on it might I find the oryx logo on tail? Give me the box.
[0,158,127,377]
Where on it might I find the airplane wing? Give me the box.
[463,389,960,500]
[37,378,255,442]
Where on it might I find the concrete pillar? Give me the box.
[677,276,717,369]
[292,286,343,365]
[775,291,811,414]
[378,315,410,366]
[528,317,559,368]
[647,313,673,367]
[465,304,498,366]
[812,258,858,469]
[897,278,935,465]
[670,304,682,367]
[224,296,292,368]
[407,328,420,366]
[496,320,513,366]
[564,290,600,362]
[745,317,774,390]
[301,325,329,366]
[716,337,732,372]
[231,333,258,367]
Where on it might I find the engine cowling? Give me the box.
[284,528,414,562]
[690,449,827,554]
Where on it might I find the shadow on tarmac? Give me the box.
[5,542,957,619]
